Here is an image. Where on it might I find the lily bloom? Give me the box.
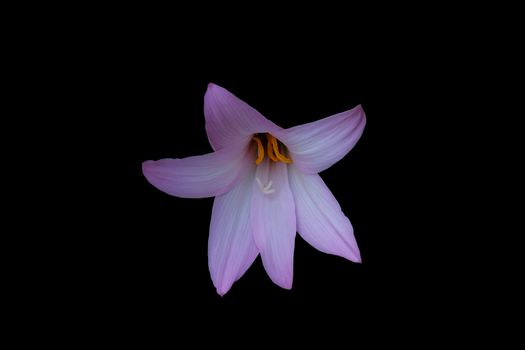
[142,84,366,295]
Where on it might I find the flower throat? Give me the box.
[252,133,292,165]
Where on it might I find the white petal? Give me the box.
[288,165,361,262]
[204,83,282,150]
[142,143,251,198]
[208,164,259,296]
[277,105,366,174]
[251,160,296,289]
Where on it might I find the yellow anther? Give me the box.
[253,136,265,165]
[266,135,279,162]
[253,133,292,165]
[269,135,292,163]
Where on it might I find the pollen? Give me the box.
[252,133,292,165]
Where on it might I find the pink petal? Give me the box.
[208,164,259,296]
[142,143,251,198]
[204,83,282,150]
[250,160,296,289]
[288,165,361,262]
[277,105,366,174]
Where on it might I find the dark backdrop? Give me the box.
[109,58,443,310]
[76,13,493,340]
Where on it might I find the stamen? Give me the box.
[269,135,292,163]
[252,136,264,165]
[256,177,275,195]
[266,135,279,162]
[253,133,292,165]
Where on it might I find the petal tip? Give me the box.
[347,250,362,264]
[141,160,153,175]
[351,104,364,115]
[281,281,293,290]
[215,284,230,297]
[273,276,293,290]
[340,241,362,263]
[282,282,293,290]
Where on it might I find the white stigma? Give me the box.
[256,177,275,195]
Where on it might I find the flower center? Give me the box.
[252,133,292,165]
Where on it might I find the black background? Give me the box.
[7,3,516,345]
[63,10,504,339]
[108,51,450,317]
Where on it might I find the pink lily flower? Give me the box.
[142,84,366,296]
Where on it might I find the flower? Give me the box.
[142,83,366,296]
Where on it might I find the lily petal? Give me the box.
[251,160,296,289]
[208,164,259,296]
[142,143,251,198]
[288,165,361,262]
[204,83,282,150]
[278,105,366,174]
